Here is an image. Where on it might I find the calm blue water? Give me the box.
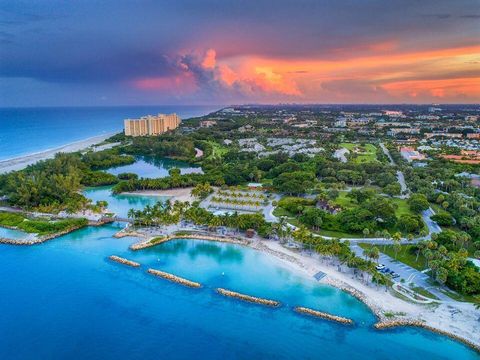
[0,222,477,359]
[0,106,218,160]
[0,226,30,239]
[107,156,203,179]
[83,156,202,217]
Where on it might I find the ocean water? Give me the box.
[0,222,478,359]
[1,111,479,358]
[0,106,219,160]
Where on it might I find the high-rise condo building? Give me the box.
[124,113,181,136]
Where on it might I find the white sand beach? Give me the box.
[127,226,480,349]
[255,239,480,349]
[123,187,195,203]
[0,133,116,174]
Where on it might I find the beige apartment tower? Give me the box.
[124,113,181,136]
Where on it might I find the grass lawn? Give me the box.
[340,143,378,163]
[333,191,356,208]
[359,243,428,271]
[205,141,228,159]
[410,286,440,300]
[439,288,480,304]
[272,206,369,239]
[390,198,414,217]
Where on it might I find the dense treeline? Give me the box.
[404,158,480,241]
[0,150,134,211]
[0,212,88,235]
[279,190,426,236]
[121,134,196,160]
[128,200,271,237]
[412,231,480,296]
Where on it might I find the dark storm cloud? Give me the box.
[0,0,478,105]
[1,0,478,82]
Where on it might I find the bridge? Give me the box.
[102,216,133,224]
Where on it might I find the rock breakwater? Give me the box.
[131,233,249,250]
[108,255,140,267]
[216,288,280,307]
[375,320,480,353]
[147,268,201,288]
[294,306,353,325]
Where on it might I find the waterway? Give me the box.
[0,223,477,359]
[106,156,202,179]
[0,159,478,359]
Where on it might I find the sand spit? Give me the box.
[216,288,280,307]
[147,268,201,288]
[130,233,249,250]
[294,306,354,325]
[108,255,140,267]
[0,133,116,174]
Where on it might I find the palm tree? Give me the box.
[392,232,402,259]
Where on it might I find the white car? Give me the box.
[376,264,386,270]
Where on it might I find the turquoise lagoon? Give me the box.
[106,156,202,179]
[84,156,202,217]
[0,220,478,359]
[83,186,166,218]
[0,226,30,240]
[1,160,478,359]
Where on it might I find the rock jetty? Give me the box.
[0,224,85,246]
[216,288,280,307]
[294,306,353,325]
[131,233,249,250]
[375,320,480,353]
[147,268,201,288]
[108,255,140,267]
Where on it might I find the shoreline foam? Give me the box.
[0,133,116,174]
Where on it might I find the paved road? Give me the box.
[380,142,395,165]
[422,207,442,235]
[351,244,451,301]
[396,170,409,197]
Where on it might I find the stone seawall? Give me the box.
[294,307,353,325]
[216,288,280,307]
[108,255,140,267]
[147,268,201,288]
[0,224,86,246]
[131,233,249,250]
[375,320,480,353]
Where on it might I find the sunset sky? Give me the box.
[1,0,479,106]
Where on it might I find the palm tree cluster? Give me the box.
[291,226,391,287]
[217,190,266,200]
[127,201,270,236]
[413,231,480,296]
[210,196,262,210]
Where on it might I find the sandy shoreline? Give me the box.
[123,188,195,203]
[126,229,480,350]
[0,133,116,174]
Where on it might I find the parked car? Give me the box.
[376,264,385,270]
